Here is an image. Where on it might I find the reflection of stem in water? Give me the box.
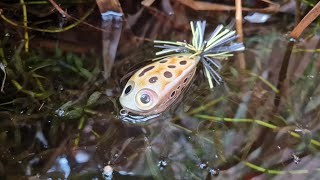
[101,19,122,79]
[274,40,294,109]
[172,96,225,122]
[195,114,320,147]
[241,158,312,175]
[145,136,164,180]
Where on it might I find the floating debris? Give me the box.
[244,13,271,23]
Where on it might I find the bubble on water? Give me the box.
[307,75,314,79]
[105,89,113,96]
[102,165,113,180]
[55,109,65,117]
[209,168,220,176]
[75,151,90,163]
[158,160,168,171]
[199,162,208,169]
[57,85,64,91]
[294,129,302,132]
[291,153,301,164]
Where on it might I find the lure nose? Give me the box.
[119,108,128,116]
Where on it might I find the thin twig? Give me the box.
[0,5,100,33]
[235,0,243,43]
[290,1,320,39]
[235,0,245,69]
[274,1,320,110]
[47,0,106,32]
[176,0,280,13]
[47,0,69,18]
[20,0,29,53]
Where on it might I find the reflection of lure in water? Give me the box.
[119,21,244,122]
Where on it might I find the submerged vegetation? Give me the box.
[0,0,320,179]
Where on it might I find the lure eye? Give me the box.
[123,81,135,96]
[135,89,158,110]
[140,94,150,104]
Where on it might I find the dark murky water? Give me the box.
[0,1,320,179]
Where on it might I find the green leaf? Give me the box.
[79,67,93,80]
[86,91,102,106]
[64,109,83,119]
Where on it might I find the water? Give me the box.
[0,1,320,179]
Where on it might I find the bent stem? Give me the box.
[240,158,312,175]
[274,1,320,111]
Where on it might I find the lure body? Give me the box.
[119,20,245,119]
[119,55,199,116]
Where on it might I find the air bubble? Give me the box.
[291,153,301,164]
[55,109,65,117]
[199,162,208,169]
[209,168,220,176]
[158,160,168,171]
[307,75,314,79]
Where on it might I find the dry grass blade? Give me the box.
[176,0,280,13]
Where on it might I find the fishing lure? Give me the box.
[119,21,244,121]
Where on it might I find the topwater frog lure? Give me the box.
[119,21,244,122]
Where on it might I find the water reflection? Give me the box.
[47,156,70,179]
[1,1,320,179]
